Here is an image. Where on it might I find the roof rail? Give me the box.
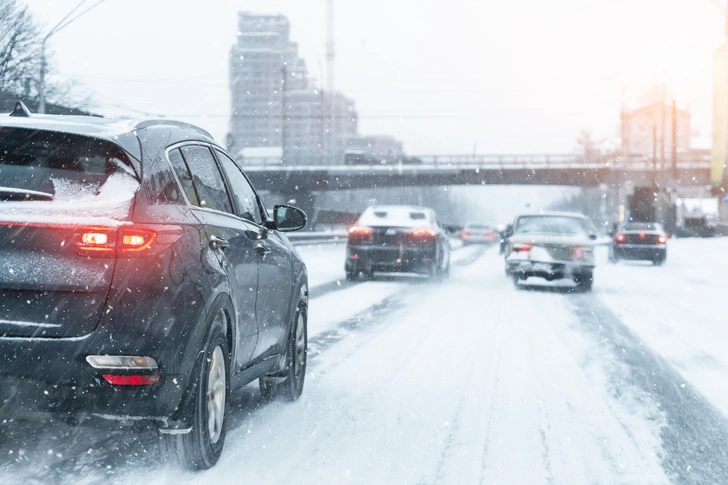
[134,119,213,139]
[9,101,31,117]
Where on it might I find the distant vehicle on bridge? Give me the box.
[346,205,451,280]
[343,150,385,165]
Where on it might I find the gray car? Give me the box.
[504,212,597,291]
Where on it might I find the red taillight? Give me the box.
[118,228,157,254]
[512,243,532,252]
[77,224,182,258]
[615,234,626,243]
[411,228,436,238]
[102,374,160,386]
[462,231,470,237]
[349,226,372,236]
[658,236,667,244]
[77,227,116,254]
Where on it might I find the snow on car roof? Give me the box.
[357,205,433,227]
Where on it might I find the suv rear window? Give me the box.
[514,216,589,236]
[0,128,135,197]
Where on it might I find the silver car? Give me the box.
[505,212,597,291]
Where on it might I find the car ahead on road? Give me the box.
[346,205,451,280]
[505,212,597,291]
[460,223,498,245]
[610,221,667,265]
[0,105,309,470]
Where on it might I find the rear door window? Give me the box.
[215,149,262,224]
[167,148,200,206]
[180,145,233,214]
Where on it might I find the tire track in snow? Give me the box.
[572,294,728,484]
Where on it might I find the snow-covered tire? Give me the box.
[574,273,593,292]
[164,312,230,470]
[260,306,307,402]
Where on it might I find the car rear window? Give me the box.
[514,216,589,236]
[0,127,135,198]
[623,222,660,231]
[358,207,431,227]
[467,223,487,230]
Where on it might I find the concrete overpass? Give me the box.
[243,153,711,192]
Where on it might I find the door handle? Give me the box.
[209,235,229,250]
[255,242,271,256]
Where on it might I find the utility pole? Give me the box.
[660,82,666,168]
[671,98,678,180]
[326,0,335,92]
[281,66,287,164]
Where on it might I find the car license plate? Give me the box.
[534,263,552,272]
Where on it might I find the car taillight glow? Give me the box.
[658,236,667,244]
[616,234,626,243]
[411,228,436,238]
[462,231,470,237]
[82,232,108,245]
[349,226,372,236]
[102,374,160,386]
[76,225,182,258]
[118,228,157,253]
[512,243,531,252]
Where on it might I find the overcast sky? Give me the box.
[25,0,726,155]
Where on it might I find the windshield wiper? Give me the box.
[0,187,54,201]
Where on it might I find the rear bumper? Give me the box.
[506,259,594,281]
[461,235,496,244]
[0,334,186,422]
[346,244,436,273]
[614,244,666,260]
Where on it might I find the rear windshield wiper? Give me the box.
[0,187,54,201]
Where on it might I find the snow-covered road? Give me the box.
[3,239,728,484]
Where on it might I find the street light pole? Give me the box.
[38,0,109,114]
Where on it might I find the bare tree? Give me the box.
[0,0,42,95]
[0,0,91,111]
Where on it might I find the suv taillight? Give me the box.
[76,224,183,258]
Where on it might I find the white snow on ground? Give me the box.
[596,237,728,417]
[294,243,347,288]
[11,239,725,484]
[118,247,668,485]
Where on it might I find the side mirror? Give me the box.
[589,233,598,240]
[273,204,307,232]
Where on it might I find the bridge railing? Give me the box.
[238,152,712,170]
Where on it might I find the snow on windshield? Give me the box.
[0,172,139,227]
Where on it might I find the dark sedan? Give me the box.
[610,222,667,265]
[0,106,308,470]
[346,205,451,280]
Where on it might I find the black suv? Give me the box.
[0,104,309,469]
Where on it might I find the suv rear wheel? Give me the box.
[260,306,307,401]
[164,312,230,470]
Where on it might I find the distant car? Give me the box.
[610,221,667,265]
[460,223,498,245]
[346,205,451,279]
[505,212,597,291]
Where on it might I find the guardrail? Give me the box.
[287,231,347,246]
